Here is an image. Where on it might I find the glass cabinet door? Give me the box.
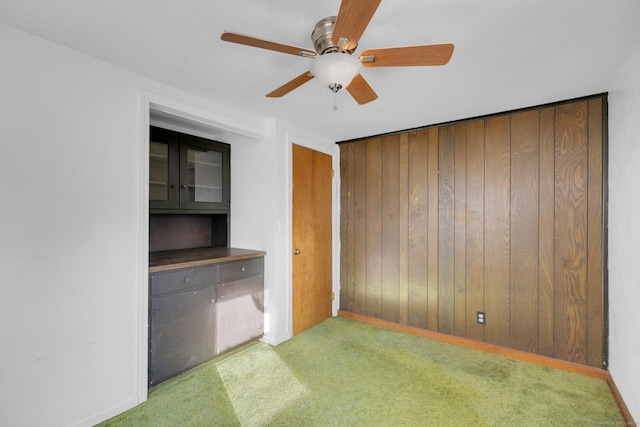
[186,147,223,203]
[149,128,179,210]
[149,141,170,201]
[179,139,230,210]
[149,126,229,212]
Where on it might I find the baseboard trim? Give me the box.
[338,311,606,377]
[338,311,636,425]
[71,396,139,427]
[604,372,637,426]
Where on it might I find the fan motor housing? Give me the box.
[311,16,356,55]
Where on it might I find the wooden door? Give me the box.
[292,144,333,335]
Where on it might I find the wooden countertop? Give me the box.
[149,247,266,273]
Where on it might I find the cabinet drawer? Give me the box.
[150,265,218,296]
[218,257,263,283]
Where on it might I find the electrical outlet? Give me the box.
[477,311,486,325]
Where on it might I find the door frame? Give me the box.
[286,134,341,335]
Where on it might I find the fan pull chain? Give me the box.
[333,91,339,111]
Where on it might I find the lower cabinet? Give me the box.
[217,257,264,354]
[148,257,264,386]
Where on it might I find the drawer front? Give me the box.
[150,265,218,296]
[218,257,263,283]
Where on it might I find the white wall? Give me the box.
[608,39,640,422]
[0,23,321,427]
[232,119,337,345]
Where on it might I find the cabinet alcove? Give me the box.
[147,126,266,387]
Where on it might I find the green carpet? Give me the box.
[99,317,623,426]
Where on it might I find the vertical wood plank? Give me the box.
[407,130,429,328]
[353,141,367,314]
[438,125,456,335]
[339,144,349,310]
[366,138,383,318]
[587,99,603,368]
[465,119,485,342]
[510,110,540,353]
[538,107,556,357]
[554,102,589,364]
[398,133,410,325]
[381,135,400,323]
[346,142,356,313]
[427,127,440,331]
[484,115,511,347]
[454,123,468,337]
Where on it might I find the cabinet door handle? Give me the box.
[180,184,187,189]
[210,299,215,304]
[219,295,225,300]
[294,248,301,255]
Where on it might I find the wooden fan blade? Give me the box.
[346,74,378,105]
[266,72,315,98]
[332,0,381,52]
[360,44,455,67]
[221,32,316,58]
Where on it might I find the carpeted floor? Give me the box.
[99,317,623,426]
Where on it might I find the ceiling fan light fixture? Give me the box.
[309,53,361,92]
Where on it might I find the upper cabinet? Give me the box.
[150,126,230,213]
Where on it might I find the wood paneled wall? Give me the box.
[339,95,606,367]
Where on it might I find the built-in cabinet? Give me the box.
[150,126,230,213]
[148,125,265,387]
[148,254,264,386]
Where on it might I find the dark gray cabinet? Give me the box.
[149,126,230,213]
[148,256,264,386]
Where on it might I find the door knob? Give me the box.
[294,248,301,255]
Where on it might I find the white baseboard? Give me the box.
[69,395,139,427]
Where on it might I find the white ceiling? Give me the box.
[2,0,640,142]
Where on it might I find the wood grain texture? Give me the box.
[587,99,603,367]
[346,74,378,105]
[339,144,350,311]
[510,110,540,353]
[266,72,314,98]
[365,138,383,318]
[438,125,456,335]
[148,247,266,273]
[454,124,468,337]
[407,130,429,328]
[554,102,589,364]
[427,128,440,331]
[332,0,381,51]
[353,141,367,314]
[292,144,333,335]
[538,107,556,357]
[483,116,511,347]
[221,32,316,57]
[465,120,485,342]
[346,143,357,313]
[339,311,609,380]
[338,95,606,367]
[360,44,455,67]
[398,134,410,325]
[381,136,400,322]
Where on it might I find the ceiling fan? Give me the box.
[221,0,454,105]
